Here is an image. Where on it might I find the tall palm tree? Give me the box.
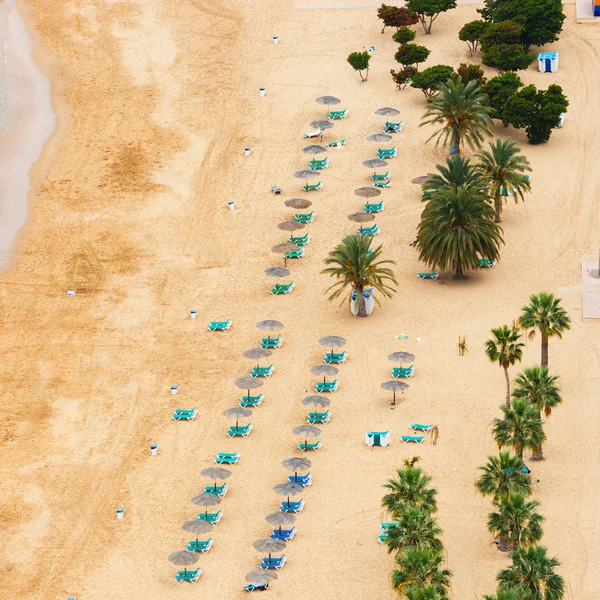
[518,292,571,368]
[392,548,452,599]
[407,587,443,600]
[497,546,565,600]
[485,325,525,407]
[488,492,544,552]
[476,138,532,222]
[383,466,438,517]
[417,187,504,279]
[512,367,562,460]
[483,591,518,600]
[492,399,546,460]
[322,234,397,317]
[421,77,493,157]
[385,505,444,555]
[475,451,532,500]
[422,156,488,198]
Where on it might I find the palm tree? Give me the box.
[518,292,571,368]
[392,548,452,599]
[476,138,532,222]
[482,591,518,600]
[383,466,437,517]
[421,77,493,157]
[475,451,532,500]
[497,546,565,600]
[322,234,397,317]
[417,188,504,279]
[485,325,524,407]
[488,492,544,552]
[422,156,488,198]
[492,399,546,460]
[407,587,443,600]
[512,367,561,460]
[385,505,444,555]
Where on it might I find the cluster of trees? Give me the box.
[382,457,452,599]
[378,1,457,36]
[475,292,570,599]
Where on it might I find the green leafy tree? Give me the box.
[485,325,524,407]
[497,546,565,599]
[453,63,486,86]
[503,84,568,144]
[383,462,438,516]
[322,235,396,317]
[483,589,519,600]
[481,20,524,46]
[423,156,487,196]
[411,65,454,99]
[392,67,419,90]
[417,188,503,279]
[482,43,536,74]
[488,492,544,551]
[392,548,452,598]
[482,73,523,126]
[378,4,419,33]
[395,43,431,69]
[406,0,458,34]
[512,366,561,460]
[458,20,488,55]
[518,292,571,367]
[347,51,371,81]
[393,26,417,44]
[385,505,444,555]
[492,399,545,460]
[407,587,443,600]
[421,77,493,156]
[476,137,532,222]
[475,451,532,500]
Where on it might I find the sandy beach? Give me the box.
[1,0,599,598]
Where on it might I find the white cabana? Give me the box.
[538,52,558,73]
[365,431,390,447]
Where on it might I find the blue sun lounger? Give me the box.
[307,410,330,424]
[227,423,253,438]
[214,451,240,465]
[270,527,297,541]
[204,483,228,497]
[175,568,202,583]
[410,424,432,432]
[197,510,222,524]
[240,394,264,408]
[250,364,275,378]
[392,365,414,378]
[208,319,231,331]
[400,435,424,444]
[260,555,287,570]
[417,270,438,280]
[186,538,214,553]
[172,407,197,421]
[288,472,312,486]
[324,350,347,364]
[315,380,338,393]
[261,336,283,349]
[280,499,304,513]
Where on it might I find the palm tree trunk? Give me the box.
[357,289,368,317]
[494,190,502,223]
[541,334,548,368]
[517,443,523,460]
[497,534,511,552]
[451,125,460,157]
[504,367,511,408]
[454,259,465,280]
[532,408,544,461]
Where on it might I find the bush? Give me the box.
[391,67,418,89]
[482,72,523,125]
[393,26,417,44]
[411,65,455,98]
[453,63,486,86]
[458,20,488,56]
[503,84,568,144]
[395,43,431,69]
[377,4,419,33]
[482,44,536,74]
[406,0,458,34]
[347,52,371,81]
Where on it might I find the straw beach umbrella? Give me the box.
[168,550,198,576]
[375,107,400,116]
[271,243,297,267]
[293,424,321,451]
[310,120,334,130]
[294,169,319,189]
[278,221,306,233]
[266,511,296,535]
[412,175,432,185]
[310,364,338,384]
[367,133,393,143]
[284,198,312,209]
[191,493,222,519]
[318,335,346,356]
[200,466,231,493]
[303,144,327,155]
[243,347,272,368]
[354,187,381,199]
[254,537,287,561]
[223,406,252,428]
[273,482,304,504]
[301,395,330,410]
[246,569,278,587]
[182,519,213,543]
[281,456,312,478]
[315,95,340,116]
[256,319,283,343]
[348,212,375,224]
[265,267,290,278]
[363,159,388,169]
[388,351,415,367]
[235,376,263,400]
[381,380,409,406]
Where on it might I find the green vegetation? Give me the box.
[482,73,523,126]
[475,451,532,500]
[347,51,371,81]
[458,20,488,55]
[488,492,544,551]
[422,156,487,195]
[453,63,486,86]
[480,22,536,74]
[391,66,419,90]
[485,325,524,407]
[378,4,419,33]
[492,399,545,460]
[410,65,454,99]
[393,26,417,44]
[405,0,457,34]
[395,43,431,69]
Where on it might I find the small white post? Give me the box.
[244,147,251,156]
[171,386,178,395]
[260,87,266,97]
[273,36,279,44]
[151,444,158,456]
[116,509,124,520]
[228,201,235,211]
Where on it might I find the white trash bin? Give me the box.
[116,509,124,520]
[190,310,197,319]
[244,147,251,156]
[151,444,158,456]
[260,87,266,97]
[171,386,178,395]
[273,36,279,44]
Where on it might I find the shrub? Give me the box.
[458,20,488,56]
[453,63,486,86]
[393,26,417,44]
[406,0,458,34]
[391,66,418,89]
[411,65,454,98]
[482,72,523,126]
[395,43,431,69]
[378,4,419,33]
[347,51,371,81]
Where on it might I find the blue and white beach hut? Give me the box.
[538,52,558,73]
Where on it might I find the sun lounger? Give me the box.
[290,233,310,246]
[288,472,312,486]
[208,319,231,331]
[227,423,253,438]
[270,527,297,541]
[197,510,223,524]
[392,365,414,378]
[240,393,264,408]
[410,424,433,432]
[373,179,391,189]
[307,410,331,424]
[358,224,380,237]
[285,248,305,259]
[400,435,424,444]
[270,185,283,194]
[280,499,304,513]
[244,583,268,592]
[383,121,403,133]
[260,337,283,349]
[298,440,322,452]
[271,282,295,295]
[250,364,274,378]
[364,201,384,214]
[302,181,322,192]
[309,158,329,170]
[478,258,496,269]
[328,109,349,120]
[417,270,438,280]
[260,555,287,570]
[327,139,346,148]
[303,129,322,139]
[172,407,197,421]
[204,483,228,497]
[315,379,338,393]
[370,171,390,181]
[175,568,202,583]
[293,211,315,224]
[214,451,240,465]
[324,350,347,364]
[187,538,214,553]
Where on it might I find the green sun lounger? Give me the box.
[250,364,274,378]
[383,121,403,133]
[410,424,433,432]
[327,139,346,148]
[328,109,349,120]
[271,282,295,295]
[204,483,228,497]
[373,180,391,189]
[289,233,310,246]
[417,270,438,280]
[227,423,253,437]
[392,365,414,378]
[302,181,322,192]
[260,336,283,349]
[285,248,305,259]
[309,158,329,170]
[293,211,315,224]
[208,319,232,331]
[214,451,240,465]
[315,380,338,393]
[324,350,347,364]
[298,440,322,452]
[197,510,223,524]
[478,258,496,269]
[175,568,202,583]
[187,538,214,553]
[240,394,264,408]
[172,407,197,421]
[307,410,331,424]
[370,171,390,181]
[400,435,424,444]
[364,201,384,214]
[358,224,380,236]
